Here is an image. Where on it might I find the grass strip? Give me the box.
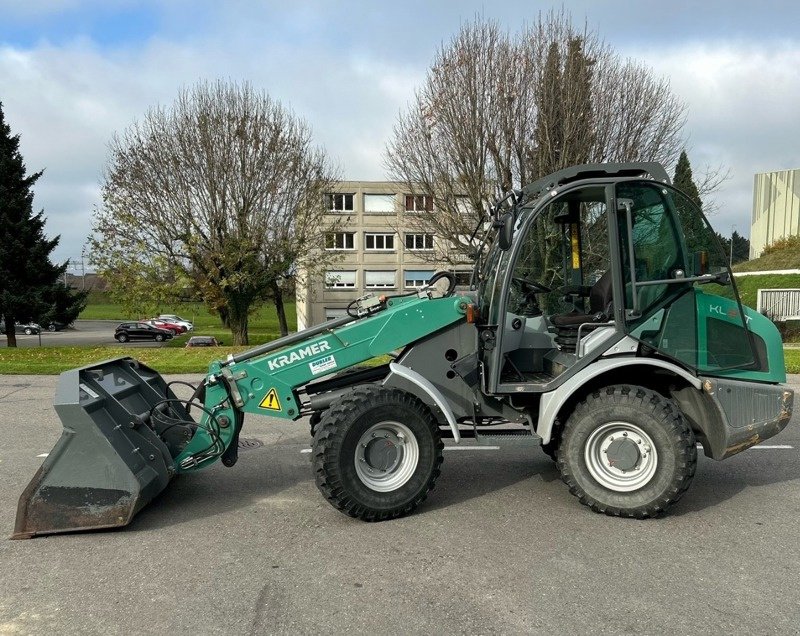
[0,346,796,375]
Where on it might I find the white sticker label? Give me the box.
[309,355,337,375]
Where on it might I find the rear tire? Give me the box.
[24,328,33,335]
[556,385,696,518]
[313,385,443,521]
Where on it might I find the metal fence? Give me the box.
[757,289,800,321]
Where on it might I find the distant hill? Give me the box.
[734,236,800,273]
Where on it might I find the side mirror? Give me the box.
[497,212,514,251]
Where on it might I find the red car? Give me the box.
[144,319,186,335]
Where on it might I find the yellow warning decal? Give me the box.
[259,388,282,411]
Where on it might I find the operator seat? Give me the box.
[549,270,613,352]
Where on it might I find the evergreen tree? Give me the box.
[672,150,708,255]
[0,102,83,346]
[672,150,702,208]
[730,230,750,264]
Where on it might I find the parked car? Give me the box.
[0,321,41,335]
[144,319,186,335]
[157,315,193,331]
[185,336,221,347]
[114,322,174,343]
[44,321,69,332]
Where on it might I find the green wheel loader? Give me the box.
[13,163,794,538]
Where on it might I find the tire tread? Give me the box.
[312,385,443,522]
[556,384,697,518]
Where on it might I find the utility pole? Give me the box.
[729,225,736,266]
[81,247,86,290]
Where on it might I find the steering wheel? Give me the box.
[512,277,552,295]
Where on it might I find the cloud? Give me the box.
[0,34,423,263]
[628,41,800,231]
[2,13,800,266]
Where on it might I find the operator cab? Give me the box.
[476,163,755,395]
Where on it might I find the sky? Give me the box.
[1,0,800,271]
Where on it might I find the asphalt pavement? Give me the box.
[1,374,799,634]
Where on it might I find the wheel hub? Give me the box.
[354,421,419,492]
[362,433,402,473]
[605,438,640,471]
[584,422,658,492]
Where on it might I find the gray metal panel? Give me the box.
[698,377,794,459]
[537,357,702,444]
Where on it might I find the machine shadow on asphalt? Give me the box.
[126,446,551,531]
[127,449,307,532]
[116,440,800,532]
[669,452,800,516]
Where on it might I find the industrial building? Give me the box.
[751,168,800,258]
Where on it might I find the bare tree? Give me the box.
[91,80,339,344]
[385,11,687,260]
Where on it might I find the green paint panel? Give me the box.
[176,294,468,471]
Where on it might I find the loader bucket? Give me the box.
[12,358,192,539]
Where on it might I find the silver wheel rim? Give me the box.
[584,421,658,492]
[354,421,419,492]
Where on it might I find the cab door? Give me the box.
[481,183,614,393]
[614,181,757,373]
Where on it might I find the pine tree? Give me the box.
[672,150,702,209]
[672,150,708,254]
[0,102,82,347]
[730,230,750,264]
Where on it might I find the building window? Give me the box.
[325,307,348,320]
[365,270,396,289]
[325,270,357,288]
[454,271,472,287]
[364,233,395,250]
[405,194,433,212]
[364,194,396,214]
[325,232,355,250]
[325,193,354,212]
[404,233,434,250]
[404,269,435,288]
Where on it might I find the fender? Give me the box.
[537,357,702,444]
[384,362,461,443]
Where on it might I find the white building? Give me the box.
[751,168,800,258]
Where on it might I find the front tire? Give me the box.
[557,385,696,518]
[313,385,443,521]
[117,333,129,343]
[309,410,323,438]
[24,328,33,335]
[155,334,165,342]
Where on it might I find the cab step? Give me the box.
[441,427,542,445]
